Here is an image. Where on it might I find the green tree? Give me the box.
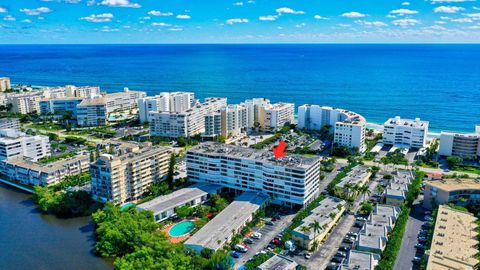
[175,205,192,219]
[446,156,463,168]
[167,154,176,190]
[308,220,323,251]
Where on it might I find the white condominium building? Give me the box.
[76,98,107,127]
[104,88,146,114]
[0,129,51,161]
[90,145,171,204]
[298,104,366,152]
[138,92,195,123]
[0,77,11,92]
[149,97,227,138]
[186,142,321,207]
[39,97,83,117]
[263,102,295,130]
[383,116,429,149]
[439,125,480,159]
[0,154,90,186]
[7,91,43,114]
[203,104,248,138]
[0,118,20,130]
[41,87,67,99]
[65,85,101,98]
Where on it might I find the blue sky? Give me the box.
[1,0,480,43]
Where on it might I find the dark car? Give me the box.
[331,256,344,263]
[244,238,254,244]
[326,263,340,270]
[231,251,240,258]
[266,220,274,225]
[339,245,351,252]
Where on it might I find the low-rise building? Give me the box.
[184,192,269,252]
[39,97,83,117]
[0,118,20,130]
[186,142,321,207]
[257,254,298,270]
[426,205,478,270]
[383,116,429,149]
[292,196,346,249]
[340,250,381,270]
[438,125,480,160]
[0,129,50,161]
[149,97,227,138]
[423,178,480,209]
[137,184,222,222]
[0,77,11,92]
[0,153,90,186]
[104,88,146,114]
[76,98,107,127]
[90,145,171,204]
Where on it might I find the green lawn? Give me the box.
[28,122,64,131]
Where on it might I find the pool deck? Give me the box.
[161,220,194,244]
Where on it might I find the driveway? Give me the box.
[394,195,427,270]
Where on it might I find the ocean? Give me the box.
[1,44,479,133]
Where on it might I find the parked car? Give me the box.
[244,238,254,244]
[242,244,250,250]
[331,256,344,263]
[425,216,434,222]
[347,232,359,237]
[335,251,347,258]
[271,239,281,245]
[304,252,311,259]
[326,263,340,270]
[339,245,351,252]
[235,244,248,253]
[266,220,274,225]
[252,232,262,239]
[424,211,432,215]
[412,256,422,264]
[343,237,354,244]
[415,243,425,249]
[231,251,240,258]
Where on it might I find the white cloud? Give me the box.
[100,0,141,8]
[87,0,96,6]
[314,15,327,20]
[233,2,243,6]
[41,0,81,3]
[295,23,306,28]
[140,16,150,20]
[392,18,420,26]
[435,20,447,24]
[434,6,465,13]
[80,13,113,22]
[337,23,352,27]
[259,15,277,21]
[0,7,7,13]
[22,19,32,23]
[176,14,191,19]
[148,10,173,16]
[451,17,473,22]
[20,7,53,16]
[355,20,388,27]
[276,7,305,15]
[151,22,171,27]
[402,2,411,5]
[226,18,248,24]
[466,13,480,19]
[100,26,119,32]
[341,11,366,18]
[168,27,183,31]
[389,9,419,16]
[430,0,474,3]
[3,15,15,21]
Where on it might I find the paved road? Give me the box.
[233,213,295,269]
[394,195,426,270]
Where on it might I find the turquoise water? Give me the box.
[169,220,195,237]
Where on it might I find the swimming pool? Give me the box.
[169,220,195,237]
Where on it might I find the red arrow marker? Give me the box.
[272,140,287,159]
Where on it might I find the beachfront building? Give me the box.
[291,196,346,249]
[438,125,480,160]
[7,91,43,114]
[262,102,295,130]
[137,184,222,222]
[426,205,478,270]
[41,87,67,99]
[0,129,50,162]
[104,88,146,114]
[297,104,367,152]
[244,97,270,128]
[383,116,429,149]
[257,255,298,270]
[203,104,248,139]
[0,77,11,92]
[64,85,101,98]
[0,153,90,186]
[138,92,195,123]
[340,250,381,270]
[149,97,227,138]
[90,145,171,204]
[76,98,108,127]
[185,192,269,252]
[203,112,222,138]
[423,178,480,209]
[39,97,83,117]
[186,142,321,207]
[0,118,20,131]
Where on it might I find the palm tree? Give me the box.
[300,225,310,240]
[358,185,372,202]
[309,220,323,250]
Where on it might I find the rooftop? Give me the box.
[385,116,429,128]
[300,104,366,126]
[257,254,298,270]
[342,250,380,270]
[357,234,385,252]
[337,165,371,188]
[78,98,105,106]
[427,205,478,270]
[425,178,480,192]
[3,153,89,173]
[137,184,222,214]
[187,142,320,170]
[185,192,269,252]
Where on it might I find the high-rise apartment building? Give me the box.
[383,116,429,149]
[0,129,50,161]
[138,92,195,123]
[439,125,480,159]
[0,77,11,92]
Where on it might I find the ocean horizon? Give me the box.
[1,44,479,133]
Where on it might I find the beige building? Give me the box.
[90,145,171,204]
[0,77,11,92]
[423,178,480,209]
[104,88,146,114]
[0,154,90,186]
[426,205,478,270]
[7,91,43,114]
